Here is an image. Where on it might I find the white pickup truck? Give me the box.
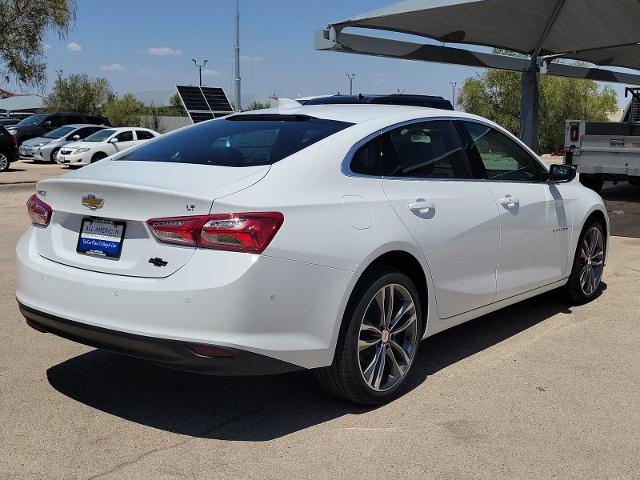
[563,88,640,193]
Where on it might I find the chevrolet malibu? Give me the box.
[16,103,608,404]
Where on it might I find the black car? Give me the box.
[6,112,111,146]
[0,125,18,172]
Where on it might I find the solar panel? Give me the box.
[176,85,235,125]
[201,87,234,113]
[176,86,209,112]
[187,111,215,123]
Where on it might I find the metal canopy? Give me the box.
[316,0,640,151]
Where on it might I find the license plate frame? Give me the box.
[76,217,127,259]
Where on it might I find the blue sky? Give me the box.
[30,0,626,106]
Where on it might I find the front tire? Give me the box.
[50,148,60,163]
[91,152,107,163]
[564,221,605,304]
[0,152,9,172]
[315,268,423,405]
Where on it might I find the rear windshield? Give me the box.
[118,115,353,166]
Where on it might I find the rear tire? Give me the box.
[579,174,604,193]
[315,268,423,405]
[563,221,605,304]
[91,152,107,163]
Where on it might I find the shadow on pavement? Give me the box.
[46,289,589,441]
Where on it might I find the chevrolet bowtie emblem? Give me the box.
[82,193,104,210]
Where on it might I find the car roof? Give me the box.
[233,103,475,125]
[62,124,107,129]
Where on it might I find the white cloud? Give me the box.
[202,68,222,77]
[239,55,268,62]
[66,42,82,52]
[147,47,182,56]
[101,63,126,72]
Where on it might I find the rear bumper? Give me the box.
[19,302,301,375]
[16,227,353,369]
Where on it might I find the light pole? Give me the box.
[192,59,208,86]
[54,69,63,83]
[234,0,241,111]
[346,73,356,95]
[449,81,457,108]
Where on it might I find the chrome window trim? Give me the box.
[341,116,552,185]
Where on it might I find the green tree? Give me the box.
[44,73,112,112]
[246,100,271,110]
[458,70,617,153]
[0,0,76,88]
[101,93,146,127]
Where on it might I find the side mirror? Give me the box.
[42,120,53,127]
[109,137,119,144]
[548,164,577,184]
[71,135,81,141]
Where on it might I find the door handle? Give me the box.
[499,195,519,208]
[408,199,435,214]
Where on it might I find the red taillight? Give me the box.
[569,123,580,142]
[26,194,52,227]
[10,135,17,147]
[147,212,284,254]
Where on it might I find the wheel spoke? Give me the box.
[391,312,417,336]
[383,285,394,329]
[358,337,381,352]
[362,344,384,387]
[373,345,387,389]
[374,288,386,328]
[389,300,415,331]
[579,265,589,290]
[386,346,405,378]
[389,339,411,366]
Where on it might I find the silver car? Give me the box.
[19,124,107,163]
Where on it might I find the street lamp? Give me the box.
[449,81,457,108]
[192,59,208,87]
[346,73,356,95]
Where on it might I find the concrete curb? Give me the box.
[0,182,36,192]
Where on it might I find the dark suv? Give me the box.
[0,125,18,172]
[6,112,111,146]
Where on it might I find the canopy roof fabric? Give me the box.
[331,0,640,70]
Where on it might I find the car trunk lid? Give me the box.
[33,160,270,278]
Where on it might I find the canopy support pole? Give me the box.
[519,64,540,152]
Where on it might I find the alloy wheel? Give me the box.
[579,226,604,296]
[357,283,418,392]
[0,153,8,171]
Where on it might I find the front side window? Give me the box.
[84,129,116,142]
[118,115,352,166]
[116,130,134,142]
[463,122,548,182]
[383,120,472,179]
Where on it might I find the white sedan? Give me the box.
[56,127,159,166]
[16,103,608,404]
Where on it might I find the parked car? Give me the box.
[0,117,20,127]
[18,124,107,163]
[0,125,18,172]
[5,112,110,146]
[56,127,159,166]
[17,103,608,405]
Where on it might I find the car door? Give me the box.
[380,120,500,319]
[112,130,135,152]
[459,121,570,300]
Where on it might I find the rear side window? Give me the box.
[383,121,472,179]
[135,130,155,140]
[118,115,352,166]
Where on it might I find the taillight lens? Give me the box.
[26,194,53,227]
[147,212,284,254]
